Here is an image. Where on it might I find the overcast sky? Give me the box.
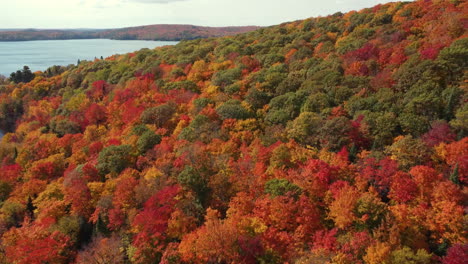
[3,0,402,29]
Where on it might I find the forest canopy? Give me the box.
[0,0,466,263]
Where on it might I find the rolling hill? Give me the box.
[0,24,260,41]
[0,0,466,263]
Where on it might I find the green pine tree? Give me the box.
[449,163,460,185]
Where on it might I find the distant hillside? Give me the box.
[100,24,261,41]
[0,24,260,41]
[0,29,100,41]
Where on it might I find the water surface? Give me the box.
[0,39,178,76]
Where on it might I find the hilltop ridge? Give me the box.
[0,24,260,41]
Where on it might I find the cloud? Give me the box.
[75,0,122,8]
[125,0,189,3]
[75,0,187,9]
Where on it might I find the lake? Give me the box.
[0,39,178,76]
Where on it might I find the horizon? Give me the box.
[0,24,261,31]
[3,0,406,29]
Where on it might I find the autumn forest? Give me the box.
[0,0,466,263]
[0,25,260,42]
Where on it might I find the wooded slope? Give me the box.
[0,0,466,263]
[0,25,260,41]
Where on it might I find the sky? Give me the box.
[2,0,403,29]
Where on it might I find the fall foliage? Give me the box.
[0,0,466,263]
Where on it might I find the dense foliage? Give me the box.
[0,25,260,41]
[0,0,466,263]
[9,66,35,84]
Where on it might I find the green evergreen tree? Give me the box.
[21,66,34,83]
[449,164,460,185]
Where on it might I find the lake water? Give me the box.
[0,39,178,76]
